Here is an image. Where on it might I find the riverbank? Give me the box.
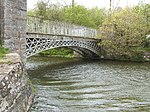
[36,53,150,62]
[101,54,150,62]
[0,53,34,112]
[36,47,150,62]
[39,48,74,58]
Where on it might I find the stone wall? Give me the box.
[0,0,4,44]
[0,53,34,112]
[0,0,26,59]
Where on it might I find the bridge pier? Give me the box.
[0,0,26,60]
[0,1,34,112]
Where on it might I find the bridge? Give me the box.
[26,16,101,58]
[0,1,102,111]
[0,0,101,60]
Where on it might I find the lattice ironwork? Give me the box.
[26,33,101,58]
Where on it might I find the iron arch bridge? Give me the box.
[26,17,101,58]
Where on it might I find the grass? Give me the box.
[0,46,8,58]
[39,48,74,58]
[131,46,150,53]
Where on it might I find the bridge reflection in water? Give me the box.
[26,16,101,58]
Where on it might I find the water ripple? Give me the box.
[27,57,150,112]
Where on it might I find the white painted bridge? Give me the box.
[26,16,101,58]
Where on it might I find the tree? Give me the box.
[72,0,75,7]
[35,1,47,18]
[99,7,148,59]
[134,3,150,32]
[64,5,105,28]
[46,4,65,21]
[88,7,105,28]
[28,1,105,28]
[64,5,90,26]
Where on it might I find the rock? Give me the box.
[0,53,34,112]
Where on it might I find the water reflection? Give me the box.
[27,57,150,112]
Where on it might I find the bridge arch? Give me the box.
[26,34,101,58]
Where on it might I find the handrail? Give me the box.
[27,16,98,38]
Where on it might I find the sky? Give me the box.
[27,0,150,10]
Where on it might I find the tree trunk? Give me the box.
[72,0,75,7]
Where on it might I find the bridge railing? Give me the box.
[27,16,98,38]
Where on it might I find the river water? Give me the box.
[26,57,150,112]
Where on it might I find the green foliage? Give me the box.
[28,2,65,21]
[100,7,149,59]
[88,7,105,28]
[133,47,150,52]
[27,2,105,29]
[27,1,149,60]
[46,5,65,21]
[134,3,150,32]
[64,5,90,26]
[0,46,8,58]
[39,48,74,58]
[27,80,36,93]
[64,6,105,28]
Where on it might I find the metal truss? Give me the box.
[26,33,101,58]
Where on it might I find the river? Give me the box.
[26,56,150,112]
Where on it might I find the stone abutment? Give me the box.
[0,53,34,112]
[0,0,34,111]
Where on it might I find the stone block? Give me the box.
[0,53,34,112]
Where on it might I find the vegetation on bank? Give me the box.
[28,0,150,60]
[99,3,150,61]
[100,8,149,58]
[39,48,74,58]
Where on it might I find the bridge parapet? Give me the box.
[27,16,98,38]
